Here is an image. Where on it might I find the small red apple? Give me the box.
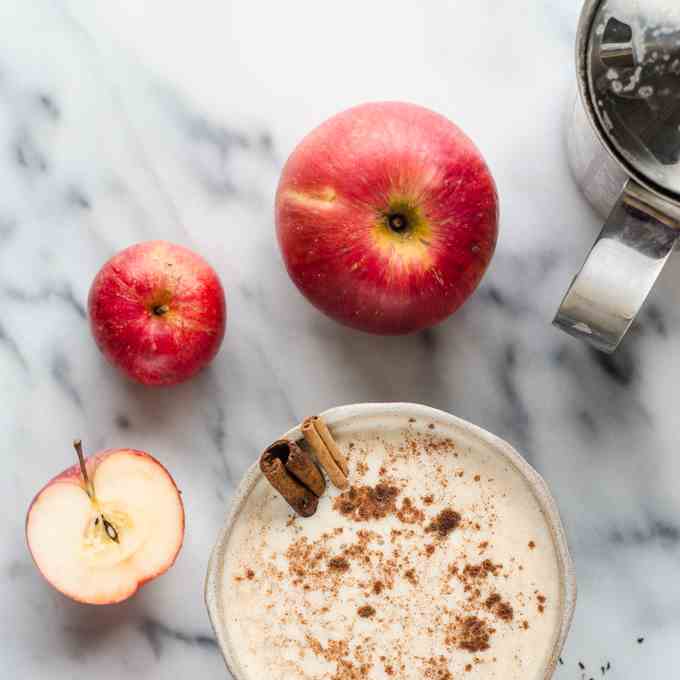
[276,101,499,334]
[88,240,226,386]
[26,440,184,605]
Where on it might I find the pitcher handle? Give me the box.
[553,179,680,353]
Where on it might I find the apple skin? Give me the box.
[88,240,226,386]
[25,449,185,605]
[276,101,499,334]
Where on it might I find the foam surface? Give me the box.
[220,421,563,679]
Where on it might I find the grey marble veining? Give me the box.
[3,0,680,678]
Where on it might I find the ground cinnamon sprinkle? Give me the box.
[423,655,452,679]
[537,594,546,614]
[404,568,418,585]
[496,602,514,622]
[285,536,329,582]
[372,581,384,595]
[426,508,461,537]
[356,461,368,477]
[484,592,514,621]
[461,560,502,580]
[422,494,434,506]
[331,659,371,680]
[484,593,501,608]
[528,540,536,549]
[357,605,376,618]
[484,559,502,574]
[456,616,493,653]
[305,635,350,664]
[397,497,425,524]
[308,635,375,680]
[329,556,350,572]
[245,569,255,580]
[333,483,400,522]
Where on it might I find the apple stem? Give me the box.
[73,439,120,544]
[73,439,95,500]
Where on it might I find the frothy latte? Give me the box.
[214,413,571,680]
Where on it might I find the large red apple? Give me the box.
[88,240,226,386]
[276,102,499,334]
[26,441,184,605]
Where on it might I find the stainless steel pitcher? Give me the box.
[555,0,680,352]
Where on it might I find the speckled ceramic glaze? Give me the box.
[205,403,577,679]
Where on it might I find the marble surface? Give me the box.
[3,1,679,678]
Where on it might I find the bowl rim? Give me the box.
[205,402,577,680]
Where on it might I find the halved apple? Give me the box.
[26,442,184,605]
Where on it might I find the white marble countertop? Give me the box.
[3,1,679,678]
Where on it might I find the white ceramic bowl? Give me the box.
[205,402,576,679]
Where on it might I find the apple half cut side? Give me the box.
[26,442,185,605]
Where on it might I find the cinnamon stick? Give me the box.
[260,440,319,517]
[311,415,349,476]
[302,417,348,489]
[285,440,326,497]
